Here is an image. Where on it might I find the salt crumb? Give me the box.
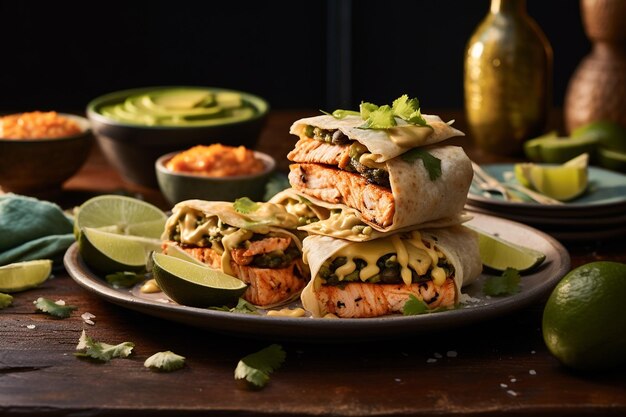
[500,383,508,388]
[510,378,517,383]
[426,358,437,363]
[81,312,96,325]
[529,370,537,375]
[507,390,518,397]
[531,350,536,354]
[54,299,66,306]
[84,319,95,326]
[394,378,402,382]
[446,350,458,358]
[434,352,443,359]
[26,324,36,329]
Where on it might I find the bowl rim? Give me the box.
[155,148,276,181]
[86,85,270,130]
[0,112,92,143]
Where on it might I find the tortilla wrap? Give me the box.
[301,225,482,317]
[289,114,464,162]
[288,145,473,232]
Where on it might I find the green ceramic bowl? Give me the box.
[0,113,93,194]
[87,86,269,188]
[155,150,275,206]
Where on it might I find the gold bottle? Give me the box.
[464,0,553,156]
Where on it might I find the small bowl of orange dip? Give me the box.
[155,144,275,205]
[0,111,93,194]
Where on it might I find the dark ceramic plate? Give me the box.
[64,213,570,342]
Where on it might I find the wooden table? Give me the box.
[1,110,624,416]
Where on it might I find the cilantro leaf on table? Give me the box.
[234,197,260,214]
[403,294,429,316]
[401,149,442,180]
[105,271,144,289]
[144,351,186,372]
[0,292,13,309]
[210,298,259,315]
[483,268,522,296]
[75,330,134,361]
[234,344,286,389]
[33,297,77,318]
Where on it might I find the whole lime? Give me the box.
[542,261,626,371]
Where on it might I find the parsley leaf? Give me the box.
[234,344,286,389]
[144,351,186,372]
[403,294,429,316]
[33,297,77,318]
[0,293,13,309]
[401,149,442,180]
[105,271,144,288]
[233,197,260,214]
[483,268,521,296]
[75,330,134,361]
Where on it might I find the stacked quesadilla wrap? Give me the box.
[280,105,482,318]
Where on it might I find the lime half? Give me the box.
[469,227,546,273]
[152,252,247,307]
[74,195,166,239]
[79,227,162,274]
[0,260,53,293]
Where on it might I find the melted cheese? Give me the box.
[220,229,253,275]
[328,232,446,286]
[303,210,373,239]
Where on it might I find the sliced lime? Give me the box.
[514,154,589,202]
[161,242,206,266]
[79,227,162,274]
[598,148,626,173]
[152,252,247,307]
[0,260,52,293]
[469,227,546,273]
[73,195,166,239]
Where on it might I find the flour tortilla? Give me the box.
[289,114,464,162]
[301,225,482,317]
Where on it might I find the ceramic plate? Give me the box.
[64,213,570,342]
[468,165,626,217]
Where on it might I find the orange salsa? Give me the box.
[166,144,266,177]
[0,111,82,139]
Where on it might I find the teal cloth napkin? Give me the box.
[0,194,75,266]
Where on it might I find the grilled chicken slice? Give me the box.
[287,138,352,169]
[316,279,457,318]
[289,163,395,228]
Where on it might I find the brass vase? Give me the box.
[563,0,626,132]
[464,0,553,156]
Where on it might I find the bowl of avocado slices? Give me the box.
[86,86,269,188]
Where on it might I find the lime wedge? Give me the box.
[598,148,626,173]
[161,242,206,266]
[73,195,166,239]
[0,260,53,293]
[79,227,162,274]
[152,252,247,307]
[469,227,546,273]
[514,154,589,201]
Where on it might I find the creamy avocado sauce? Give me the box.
[387,125,434,148]
[98,88,258,126]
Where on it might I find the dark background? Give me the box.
[0,0,588,113]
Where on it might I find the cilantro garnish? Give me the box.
[144,351,186,372]
[234,197,260,214]
[403,294,429,316]
[33,297,77,318]
[483,268,521,296]
[105,271,144,288]
[211,298,259,314]
[234,344,286,389]
[322,94,431,131]
[401,149,442,180]
[75,330,134,362]
[0,293,13,309]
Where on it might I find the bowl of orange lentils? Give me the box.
[0,111,93,194]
